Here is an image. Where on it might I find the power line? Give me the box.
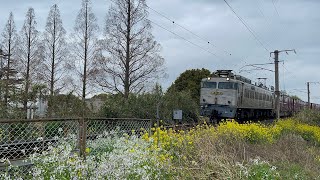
[272,0,280,17]
[256,0,280,49]
[291,89,308,94]
[149,20,222,59]
[146,4,232,56]
[268,0,296,50]
[223,0,270,52]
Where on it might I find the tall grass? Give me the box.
[148,118,320,179]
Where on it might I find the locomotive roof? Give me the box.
[204,70,272,91]
[211,70,251,84]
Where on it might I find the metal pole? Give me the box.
[78,118,86,159]
[307,82,310,109]
[274,50,280,119]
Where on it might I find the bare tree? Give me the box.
[70,0,101,103]
[98,0,164,99]
[17,8,41,117]
[40,4,68,116]
[0,12,19,111]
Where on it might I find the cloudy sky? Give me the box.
[0,0,320,103]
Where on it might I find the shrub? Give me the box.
[276,118,320,145]
[294,109,320,126]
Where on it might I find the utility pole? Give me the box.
[274,50,280,119]
[271,49,296,119]
[307,82,310,108]
[306,82,320,109]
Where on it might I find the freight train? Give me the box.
[200,70,320,121]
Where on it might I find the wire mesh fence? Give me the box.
[0,118,152,162]
[86,118,152,139]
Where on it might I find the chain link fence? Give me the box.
[0,118,151,162]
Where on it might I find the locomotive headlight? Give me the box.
[226,77,230,81]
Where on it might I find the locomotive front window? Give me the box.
[202,82,217,88]
[218,82,237,89]
[234,83,238,89]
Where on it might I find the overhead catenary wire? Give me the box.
[268,0,296,53]
[149,20,223,60]
[256,0,267,20]
[256,0,281,50]
[145,4,232,56]
[240,65,274,73]
[223,0,270,52]
[272,0,280,17]
[291,89,308,94]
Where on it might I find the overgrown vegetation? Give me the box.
[99,88,199,123]
[294,108,320,126]
[98,68,211,123]
[167,68,211,104]
[2,118,320,179]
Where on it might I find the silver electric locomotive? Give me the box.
[200,70,274,120]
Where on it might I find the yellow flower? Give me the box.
[77,170,82,177]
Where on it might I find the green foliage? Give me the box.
[246,162,280,180]
[29,84,47,102]
[49,93,86,117]
[290,95,301,100]
[294,108,320,126]
[161,90,199,123]
[99,93,158,119]
[0,80,24,119]
[276,163,313,179]
[99,84,199,123]
[167,68,211,103]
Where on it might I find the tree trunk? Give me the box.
[124,0,131,99]
[82,2,88,116]
[24,16,32,119]
[4,29,11,115]
[48,8,57,117]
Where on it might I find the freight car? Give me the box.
[200,70,317,121]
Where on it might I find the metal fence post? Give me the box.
[78,118,87,159]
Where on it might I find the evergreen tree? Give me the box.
[167,68,211,102]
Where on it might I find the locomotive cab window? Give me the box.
[202,82,217,88]
[218,82,238,89]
